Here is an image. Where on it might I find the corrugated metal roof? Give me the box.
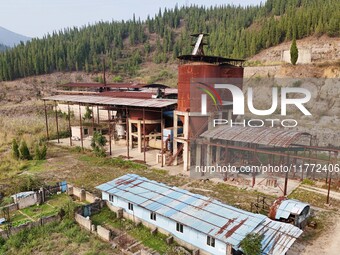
[96,174,302,254]
[59,83,171,89]
[43,95,177,108]
[200,126,310,148]
[275,199,310,220]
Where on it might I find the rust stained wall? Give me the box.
[178,63,244,113]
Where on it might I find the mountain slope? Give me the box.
[0,0,339,81]
[0,26,31,47]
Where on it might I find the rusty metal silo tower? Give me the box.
[172,34,244,171]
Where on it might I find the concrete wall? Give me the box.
[57,104,111,121]
[75,213,92,231]
[0,203,19,213]
[68,184,99,203]
[282,49,312,64]
[97,225,111,241]
[0,215,61,239]
[17,193,38,209]
[85,191,98,203]
[102,192,227,255]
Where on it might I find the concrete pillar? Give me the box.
[206,139,212,166]
[183,142,188,172]
[228,110,232,122]
[183,112,189,140]
[117,208,123,219]
[80,189,86,202]
[129,119,133,148]
[137,121,142,153]
[173,112,178,165]
[196,143,201,166]
[216,144,221,166]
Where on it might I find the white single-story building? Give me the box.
[96,174,302,255]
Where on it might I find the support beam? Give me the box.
[143,108,146,163]
[107,110,112,156]
[126,107,130,159]
[129,120,133,149]
[44,100,49,140]
[79,104,84,149]
[173,112,178,166]
[97,106,100,124]
[327,171,332,204]
[137,121,142,153]
[68,104,72,146]
[161,109,164,167]
[284,171,288,196]
[92,106,95,130]
[183,142,189,171]
[54,101,60,143]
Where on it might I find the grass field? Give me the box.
[0,219,119,255]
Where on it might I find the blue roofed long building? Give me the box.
[96,174,302,255]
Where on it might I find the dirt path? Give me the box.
[18,210,34,221]
[300,214,340,255]
[300,185,340,200]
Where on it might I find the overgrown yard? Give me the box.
[0,194,74,229]
[0,219,119,255]
[91,207,187,254]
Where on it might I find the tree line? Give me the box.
[0,0,339,81]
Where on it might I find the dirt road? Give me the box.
[300,214,340,255]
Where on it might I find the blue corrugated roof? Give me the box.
[96,174,302,255]
[275,199,310,220]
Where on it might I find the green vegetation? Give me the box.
[301,178,315,186]
[289,187,340,209]
[240,233,263,255]
[0,43,8,52]
[290,38,299,65]
[18,140,31,160]
[90,131,107,157]
[0,219,116,255]
[91,207,175,254]
[11,139,19,159]
[33,143,47,160]
[83,106,93,121]
[1,0,339,81]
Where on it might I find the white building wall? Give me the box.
[102,192,227,255]
[57,104,111,121]
[281,49,312,64]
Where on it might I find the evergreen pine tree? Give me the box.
[19,140,31,160]
[290,38,298,65]
[12,139,20,159]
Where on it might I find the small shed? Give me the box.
[269,197,310,229]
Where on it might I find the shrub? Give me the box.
[112,75,123,82]
[12,138,20,159]
[290,38,298,65]
[19,140,31,160]
[34,143,47,160]
[91,131,107,157]
[240,233,263,255]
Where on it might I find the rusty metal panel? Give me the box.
[43,95,177,108]
[97,174,302,254]
[200,126,310,148]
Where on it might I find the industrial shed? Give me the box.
[269,197,310,229]
[96,174,302,255]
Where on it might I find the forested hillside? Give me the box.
[0,44,8,52]
[0,0,339,81]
